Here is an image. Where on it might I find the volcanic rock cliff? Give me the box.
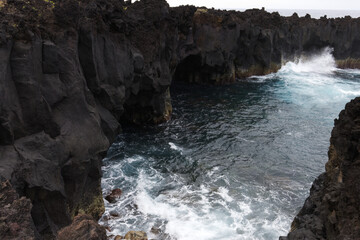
[0,0,360,239]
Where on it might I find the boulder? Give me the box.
[124,231,147,240]
[105,188,123,203]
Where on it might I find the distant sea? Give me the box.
[235,9,360,19]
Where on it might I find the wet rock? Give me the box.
[109,210,120,217]
[56,214,107,240]
[0,179,37,240]
[124,231,147,240]
[115,235,124,240]
[150,226,161,235]
[149,226,171,240]
[105,188,122,203]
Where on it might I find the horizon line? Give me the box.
[170,5,360,12]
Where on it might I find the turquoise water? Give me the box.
[100,48,360,239]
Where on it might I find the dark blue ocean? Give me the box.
[100,48,360,239]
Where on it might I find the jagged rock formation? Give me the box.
[0,0,360,238]
[280,97,360,240]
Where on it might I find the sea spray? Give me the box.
[281,47,337,75]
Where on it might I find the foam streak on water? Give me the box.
[100,48,360,240]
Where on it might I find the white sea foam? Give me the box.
[102,163,291,240]
[279,47,337,75]
[169,142,184,155]
[236,136,255,143]
[217,187,234,202]
[337,68,360,74]
[248,47,338,86]
[247,73,276,82]
[340,89,360,96]
[134,171,238,240]
[272,47,360,106]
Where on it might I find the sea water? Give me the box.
[100,48,360,240]
[236,9,360,19]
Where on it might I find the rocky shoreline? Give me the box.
[1,0,360,239]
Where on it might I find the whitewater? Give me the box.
[100,48,360,240]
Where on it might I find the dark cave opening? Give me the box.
[173,54,202,83]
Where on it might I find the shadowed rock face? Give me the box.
[280,97,360,240]
[0,0,360,239]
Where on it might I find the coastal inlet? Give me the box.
[100,48,360,240]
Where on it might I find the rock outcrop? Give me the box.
[281,97,360,240]
[56,214,107,240]
[0,0,360,239]
[114,231,148,240]
[105,188,122,203]
[124,231,148,240]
